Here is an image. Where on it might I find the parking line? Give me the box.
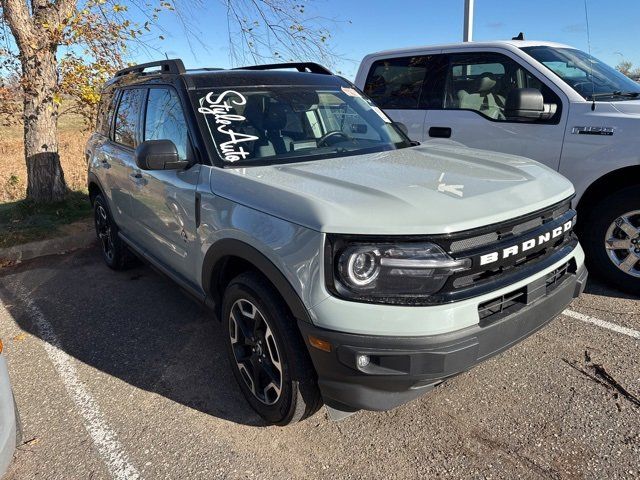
[563,309,640,340]
[10,286,141,480]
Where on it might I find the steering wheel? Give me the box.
[317,131,350,147]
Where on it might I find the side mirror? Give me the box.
[135,140,188,170]
[394,122,409,135]
[505,88,557,122]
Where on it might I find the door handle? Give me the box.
[428,127,452,138]
[130,171,147,186]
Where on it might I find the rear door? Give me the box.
[423,50,568,170]
[129,86,200,281]
[361,55,433,142]
[102,87,146,233]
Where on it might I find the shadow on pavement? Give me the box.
[0,247,265,427]
[583,276,639,301]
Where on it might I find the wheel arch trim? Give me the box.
[576,165,640,214]
[202,238,312,324]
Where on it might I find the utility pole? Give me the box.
[463,0,474,42]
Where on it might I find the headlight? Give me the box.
[327,239,471,304]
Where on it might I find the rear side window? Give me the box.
[96,90,117,136]
[144,88,189,160]
[114,88,145,148]
[363,56,430,109]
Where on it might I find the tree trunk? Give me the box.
[22,46,67,203]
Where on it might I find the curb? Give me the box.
[0,219,95,265]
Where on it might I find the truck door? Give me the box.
[361,55,434,142]
[423,51,568,170]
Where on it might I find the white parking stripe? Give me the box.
[563,309,640,340]
[11,286,141,480]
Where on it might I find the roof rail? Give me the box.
[233,62,332,75]
[115,59,186,77]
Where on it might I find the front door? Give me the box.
[129,86,200,281]
[424,50,568,170]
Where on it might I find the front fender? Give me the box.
[197,194,326,323]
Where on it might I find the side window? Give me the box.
[114,89,144,148]
[96,90,117,136]
[363,56,430,109]
[445,52,561,122]
[144,88,189,160]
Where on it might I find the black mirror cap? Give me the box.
[505,88,557,121]
[135,140,185,170]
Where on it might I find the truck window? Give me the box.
[114,88,145,148]
[522,46,640,100]
[363,56,431,109]
[144,88,189,160]
[445,52,560,122]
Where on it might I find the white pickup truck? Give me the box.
[354,40,640,293]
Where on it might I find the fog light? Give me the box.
[357,354,370,368]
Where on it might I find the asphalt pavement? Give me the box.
[0,246,638,479]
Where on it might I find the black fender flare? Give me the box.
[87,172,106,203]
[202,238,312,324]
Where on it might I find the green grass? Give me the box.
[0,190,92,249]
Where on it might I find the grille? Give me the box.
[478,287,526,324]
[477,259,575,325]
[450,232,498,253]
[449,209,554,254]
[441,199,576,300]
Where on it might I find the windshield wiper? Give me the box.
[590,91,640,99]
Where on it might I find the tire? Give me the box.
[222,272,322,425]
[580,186,640,294]
[93,194,135,270]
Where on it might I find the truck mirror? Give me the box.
[135,140,188,170]
[505,88,557,122]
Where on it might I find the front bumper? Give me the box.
[0,356,17,477]
[299,264,588,412]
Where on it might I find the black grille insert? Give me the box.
[478,259,576,326]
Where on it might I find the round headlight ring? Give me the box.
[344,249,380,287]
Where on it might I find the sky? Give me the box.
[133,0,640,80]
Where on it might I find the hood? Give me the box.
[210,143,574,235]
[611,100,640,116]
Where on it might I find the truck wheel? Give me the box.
[581,187,640,294]
[93,194,134,270]
[223,272,321,425]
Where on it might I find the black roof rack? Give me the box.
[114,59,186,77]
[233,62,332,75]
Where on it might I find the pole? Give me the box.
[463,0,474,42]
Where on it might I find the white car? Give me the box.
[355,40,640,293]
[0,339,19,476]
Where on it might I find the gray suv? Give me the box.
[86,59,588,425]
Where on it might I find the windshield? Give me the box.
[194,85,412,166]
[522,46,640,101]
